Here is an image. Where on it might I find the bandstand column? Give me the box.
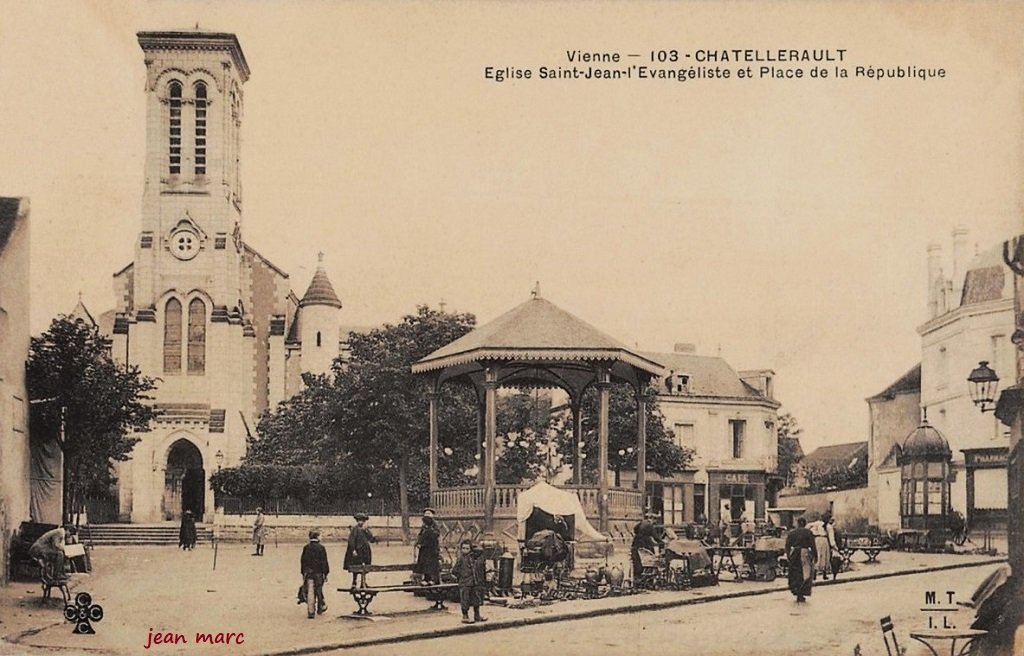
[572,399,583,485]
[637,393,647,504]
[597,368,611,533]
[428,390,439,493]
[484,366,499,531]
[476,398,485,485]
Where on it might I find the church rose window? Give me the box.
[168,82,182,175]
[164,298,182,373]
[188,298,206,375]
[194,82,207,176]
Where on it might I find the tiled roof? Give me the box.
[802,441,868,467]
[299,265,342,309]
[867,363,921,401]
[960,245,1009,306]
[412,296,663,375]
[643,351,764,399]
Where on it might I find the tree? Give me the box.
[249,373,340,466]
[776,412,804,488]
[495,391,557,484]
[335,305,478,541]
[26,316,158,523]
[558,383,693,482]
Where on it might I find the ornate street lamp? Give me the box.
[967,361,1000,413]
[214,449,224,472]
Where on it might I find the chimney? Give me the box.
[927,242,942,318]
[952,225,969,306]
[673,343,696,353]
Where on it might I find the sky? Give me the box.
[1,1,1022,454]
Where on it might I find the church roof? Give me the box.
[137,30,250,82]
[412,294,663,376]
[69,298,97,326]
[299,263,342,309]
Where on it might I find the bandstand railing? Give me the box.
[431,483,643,521]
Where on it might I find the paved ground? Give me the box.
[0,540,1006,656]
[335,564,1005,656]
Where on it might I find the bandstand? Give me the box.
[411,292,665,540]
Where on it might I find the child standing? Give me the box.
[451,541,487,624]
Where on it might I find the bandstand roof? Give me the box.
[411,295,664,393]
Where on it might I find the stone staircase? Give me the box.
[83,523,214,546]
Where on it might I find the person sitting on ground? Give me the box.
[298,529,329,619]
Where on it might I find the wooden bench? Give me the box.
[338,563,458,616]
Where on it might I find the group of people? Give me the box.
[294,508,453,620]
[784,511,839,603]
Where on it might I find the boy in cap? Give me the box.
[343,513,374,587]
[298,530,329,618]
[451,540,486,624]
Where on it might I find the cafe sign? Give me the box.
[724,473,750,483]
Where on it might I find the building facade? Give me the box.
[868,227,1014,531]
[0,197,31,583]
[103,32,343,523]
[917,229,1014,531]
[866,364,922,530]
[622,345,780,528]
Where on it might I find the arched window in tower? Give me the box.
[168,82,182,175]
[194,82,207,176]
[164,298,182,373]
[316,331,322,348]
[187,298,206,374]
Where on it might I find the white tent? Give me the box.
[516,481,607,542]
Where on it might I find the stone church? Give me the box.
[96,31,344,523]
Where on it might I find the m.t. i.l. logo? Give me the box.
[64,592,104,635]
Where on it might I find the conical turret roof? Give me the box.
[299,256,342,309]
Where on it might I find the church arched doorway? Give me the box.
[163,439,205,521]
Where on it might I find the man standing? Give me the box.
[344,513,375,587]
[785,517,817,602]
[414,508,441,585]
[298,530,329,619]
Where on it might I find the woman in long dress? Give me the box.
[179,510,197,550]
[785,517,817,602]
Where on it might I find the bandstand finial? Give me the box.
[531,281,541,299]
[317,251,324,264]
